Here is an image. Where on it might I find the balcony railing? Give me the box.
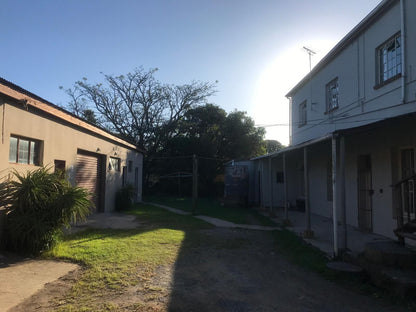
[393,173,416,244]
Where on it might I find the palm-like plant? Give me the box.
[0,167,92,254]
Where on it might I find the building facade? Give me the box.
[253,0,416,253]
[0,78,143,214]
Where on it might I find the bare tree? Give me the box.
[63,68,216,153]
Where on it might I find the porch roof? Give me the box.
[252,111,416,161]
[251,133,333,161]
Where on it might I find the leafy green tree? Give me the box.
[221,110,266,160]
[265,139,285,154]
[153,105,268,196]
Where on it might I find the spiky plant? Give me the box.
[0,167,92,255]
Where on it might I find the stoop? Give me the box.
[350,241,416,298]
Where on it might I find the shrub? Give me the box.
[0,167,92,255]
[115,185,135,211]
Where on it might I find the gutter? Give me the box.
[400,0,406,103]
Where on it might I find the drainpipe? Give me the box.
[400,0,406,103]
[283,153,289,221]
[304,147,313,237]
[261,160,265,208]
[340,136,347,251]
[332,134,339,258]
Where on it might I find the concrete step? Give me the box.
[363,241,416,270]
[360,260,416,298]
[344,242,416,298]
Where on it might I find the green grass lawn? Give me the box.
[43,204,212,311]
[41,203,404,311]
[144,195,276,226]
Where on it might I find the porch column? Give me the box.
[340,136,347,251]
[283,153,289,221]
[261,160,265,208]
[304,147,313,237]
[269,156,273,213]
[332,134,339,257]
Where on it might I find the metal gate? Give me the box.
[75,150,103,212]
[357,154,373,232]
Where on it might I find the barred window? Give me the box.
[326,78,339,112]
[377,33,401,84]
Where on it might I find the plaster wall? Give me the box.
[0,101,143,212]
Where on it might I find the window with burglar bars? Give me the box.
[377,32,401,85]
[326,77,339,112]
[299,100,307,127]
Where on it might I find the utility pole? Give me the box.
[192,154,198,215]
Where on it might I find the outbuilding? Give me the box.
[0,77,143,214]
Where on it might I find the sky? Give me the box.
[0,0,382,146]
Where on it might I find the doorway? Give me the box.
[357,154,373,232]
[401,148,415,221]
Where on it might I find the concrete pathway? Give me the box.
[67,211,143,234]
[146,202,191,215]
[0,256,78,312]
[147,202,280,231]
[195,215,279,231]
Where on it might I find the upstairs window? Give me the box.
[326,78,339,112]
[377,33,401,85]
[9,135,41,165]
[299,100,307,127]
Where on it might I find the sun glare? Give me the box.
[252,39,337,146]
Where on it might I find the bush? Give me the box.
[115,185,135,211]
[0,167,92,255]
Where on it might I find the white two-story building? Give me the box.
[253,0,416,254]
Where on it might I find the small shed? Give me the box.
[224,160,254,206]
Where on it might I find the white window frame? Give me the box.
[377,32,401,85]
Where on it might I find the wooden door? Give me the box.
[76,151,103,212]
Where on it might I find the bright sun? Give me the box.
[252,39,337,146]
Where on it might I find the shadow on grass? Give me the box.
[38,203,411,311]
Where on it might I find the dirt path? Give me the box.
[11,228,407,312]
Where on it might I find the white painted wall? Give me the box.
[290,0,416,146]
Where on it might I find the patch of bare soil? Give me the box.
[11,228,408,312]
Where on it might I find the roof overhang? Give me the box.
[252,111,416,161]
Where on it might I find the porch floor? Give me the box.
[268,207,392,257]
